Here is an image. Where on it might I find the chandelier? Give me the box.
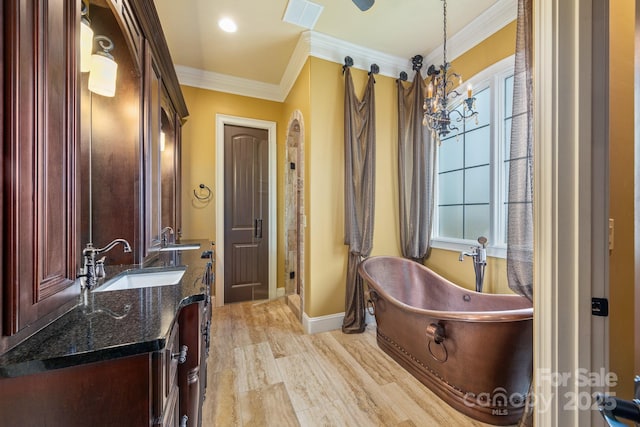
[423,0,478,141]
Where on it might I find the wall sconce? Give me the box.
[80,2,94,72]
[88,35,118,97]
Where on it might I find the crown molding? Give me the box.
[175,65,283,102]
[423,0,517,69]
[279,31,313,100]
[176,0,516,102]
[306,31,413,80]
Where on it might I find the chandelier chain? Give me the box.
[442,0,447,66]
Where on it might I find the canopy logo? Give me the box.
[462,368,618,415]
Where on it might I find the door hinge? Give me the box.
[289,271,295,279]
[591,297,609,317]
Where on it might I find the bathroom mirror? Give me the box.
[79,0,186,267]
[145,58,162,252]
[80,1,141,266]
[160,100,177,238]
[144,67,179,254]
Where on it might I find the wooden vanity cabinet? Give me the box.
[1,0,80,353]
[1,0,201,423]
[177,258,213,426]
[0,352,154,426]
[1,0,188,356]
[0,314,198,426]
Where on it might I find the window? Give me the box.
[432,56,515,257]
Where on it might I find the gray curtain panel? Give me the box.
[342,68,376,334]
[507,0,533,302]
[508,1,533,426]
[397,72,436,262]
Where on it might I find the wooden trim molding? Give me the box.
[534,0,601,425]
[129,0,188,119]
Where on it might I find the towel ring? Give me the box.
[193,183,212,201]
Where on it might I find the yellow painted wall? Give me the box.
[179,86,284,241]
[609,0,635,400]
[304,57,402,317]
[451,21,517,82]
[425,21,517,295]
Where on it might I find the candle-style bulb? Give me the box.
[467,83,473,99]
[427,82,434,98]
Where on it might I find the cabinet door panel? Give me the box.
[3,0,78,335]
[179,302,203,425]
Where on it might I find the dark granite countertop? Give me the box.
[0,240,214,379]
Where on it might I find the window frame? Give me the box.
[431,55,515,258]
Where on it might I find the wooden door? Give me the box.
[224,125,269,303]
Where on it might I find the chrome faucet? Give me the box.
[80,239,132,289]
[160,226,174,246]
[459,236,488,293]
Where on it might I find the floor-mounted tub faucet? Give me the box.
[459,236,488,293]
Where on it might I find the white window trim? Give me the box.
[431,55,515,258]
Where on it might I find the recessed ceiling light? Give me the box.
[219,17,237,33]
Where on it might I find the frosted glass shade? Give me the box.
[80,19,93,72]
[88,54,117,97]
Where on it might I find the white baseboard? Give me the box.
[302,310,376,334]
[302,312,343,334]
[276,287,285,298]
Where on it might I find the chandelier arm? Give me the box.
[448,109,464,120]
[449,109,478,123]
[444,79,457,91]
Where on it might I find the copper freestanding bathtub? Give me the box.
[359,256,533,425]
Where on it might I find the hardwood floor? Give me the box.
[202,298,509,427]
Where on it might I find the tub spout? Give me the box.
[459,251,474,262]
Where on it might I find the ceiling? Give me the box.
[153,0,514,96]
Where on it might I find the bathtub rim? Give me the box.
[359,256,533,323]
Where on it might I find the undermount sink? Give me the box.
[155,242,201,252]
[94,267,187,292]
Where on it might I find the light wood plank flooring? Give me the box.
[202,298,508,427]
